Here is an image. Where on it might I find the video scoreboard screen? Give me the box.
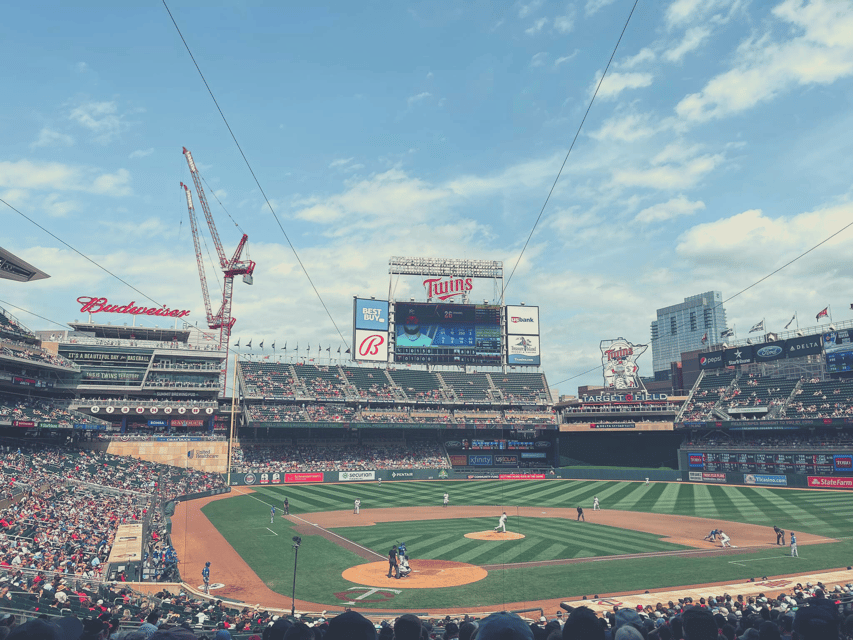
[393,302,502,365]
[824,330,853,373]
[695,451,840,474]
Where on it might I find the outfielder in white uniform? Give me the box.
[443,493,449,508]
[354,499,360,515]
[593,496,600,511]
[494,512,507,533]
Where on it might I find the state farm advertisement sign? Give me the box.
[354,329,388,362]
[499,473,546,480]
[285,472,324,483]
[808,476,853,489]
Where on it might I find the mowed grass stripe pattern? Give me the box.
[331,517,687,565]
[248,479,852,536]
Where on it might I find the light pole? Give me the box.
[291,536,301,617]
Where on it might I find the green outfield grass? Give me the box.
[199,480,853,609]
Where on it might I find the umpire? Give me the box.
[774,525,785,545]
[387,546,399,579]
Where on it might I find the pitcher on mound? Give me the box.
[494,512,507,533]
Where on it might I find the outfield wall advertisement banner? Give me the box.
[285,472,324,483]
[808,476,853,488]
[688,471,703,481]
[499,473,546,480]
[701,472,726,483]
[338,471,376,481]
[469,454,493,466]
[744,474,788,486]
[449,455,468,466]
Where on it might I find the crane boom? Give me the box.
[181,148,257,395]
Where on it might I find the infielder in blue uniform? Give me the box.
[270,506,276,524]
[202,561,211,594]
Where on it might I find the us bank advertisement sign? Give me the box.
[354,298,389,331]
[505,306,539,336]
[508,335,540,365]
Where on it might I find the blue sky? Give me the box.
[3,0,853,395]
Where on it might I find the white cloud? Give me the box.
[129,148,154,159]
[620,48,656,69]
[664,26,711,62]
[530,52,549,68]
[665,0,741,28]
[68,101,129,143]
[554,13,574,33]
[75,62,89,73]
[42,194,79,218]
[0,160,131,197]
[665,0,705,27]
[635,195,705,223]
[585,0,617,17]
[555,50,580,66]
[329,158,354,168]
[30,128,74,149]
[594,71,654,99]
[613,153,723,190]
[676,0,853,123]
[589,112,658,142]
[525,17,548,35]
[518,0,543,18]
[407,92,432,107]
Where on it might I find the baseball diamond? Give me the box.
[171,479,853,612]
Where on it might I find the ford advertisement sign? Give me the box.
[755,344,784,362]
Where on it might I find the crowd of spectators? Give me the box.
[236,442,449,472]
[0,578,850,640]
[0,394,105,428]
[0,343,76,369]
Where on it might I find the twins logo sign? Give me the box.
[355,330,388,362]
[601,337,647,389]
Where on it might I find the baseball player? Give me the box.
[443,493,449,508]
[576,506,584,522]
[593,496,600,511]
[645,478,649,485]
[774,526,785,545]
[387,546,399,578]
[202,561,211,594]
[270,505,276,524]
[703,529,719,542]
[719,531,731,548]
[790,532,798,557]
[283,498,289,515]
[354,499,361,515]
[494,512,507,533]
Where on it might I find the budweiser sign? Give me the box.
[77,296,191,319]
[423,277,473,300]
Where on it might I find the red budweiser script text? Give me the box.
[423,277,473,300]
[77,296,191,319]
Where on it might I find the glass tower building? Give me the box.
[650,291,728,380]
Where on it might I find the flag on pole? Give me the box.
[271,342,275,350]
[749,320,764,333]
[784,314,796,329]
[816,307,829,321]
[721,328,734,338]
[701,332,708,344]
[235,338,240,348]
[283,342,287,350]
[260,340,264,349]
[337,346,341,353]
[345,348,351,354]
[247,339,252,349]
[326,346,331,352]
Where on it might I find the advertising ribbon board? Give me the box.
[468,455,493,466]
[701,472,726,483]
[499,474,546,480]
[688,471,703,481]
[590,423,635,429]
[744,474,788,486]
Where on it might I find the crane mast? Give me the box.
[181,149,256,395]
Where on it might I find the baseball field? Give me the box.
[179,479,852,611]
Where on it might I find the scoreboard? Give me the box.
[394,302,502,365]
[692,451,842,475]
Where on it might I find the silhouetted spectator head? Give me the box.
[563,606,604,640]
[472,612,535,640]
[682,607,718,640]
[394,615,422,640]
[794,600,841,640]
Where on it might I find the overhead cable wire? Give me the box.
[0,299,70,330]
[162,0,351,351]
[502,0,641,296]
[0,198,164,308]
[549,216,853,388]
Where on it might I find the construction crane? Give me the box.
[181,147,255,394]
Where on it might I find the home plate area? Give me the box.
[465,531,525,541]
[341,559,487,588]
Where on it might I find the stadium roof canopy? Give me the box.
[0,246,49,282]
[68,322,191,342]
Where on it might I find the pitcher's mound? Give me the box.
[465,531,525,541]
[342,559,487,589]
